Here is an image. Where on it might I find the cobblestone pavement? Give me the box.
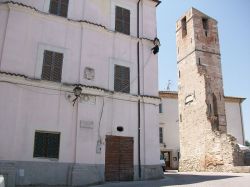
[92,172,250,187]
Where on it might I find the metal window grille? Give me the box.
[42,50,63,82]
[115,6,130,35]
[114,65,130,93]
[49,0,69,17]
[33,131,60,159]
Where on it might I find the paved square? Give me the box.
[92,172,250,187]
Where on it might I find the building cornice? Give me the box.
[159,91,178,99]
[0,1,155,43]
[224,96,246,104]
[0,71,160,105]
[159,91,246,104]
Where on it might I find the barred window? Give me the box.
[42,50,63,82]
[115,6,130,35]
[159,127,163,143]
[114,65,130,93]
[49,0,69,17]
[33,131,60,159]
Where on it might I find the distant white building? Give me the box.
[0,0,162,186]
[159,91,246,170]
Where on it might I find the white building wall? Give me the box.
[160,97,179,150]
[0,0,161,186]
[159,96,179,169]
[0,1,158,95]
[225,101,244,145]
[159,92,246,169]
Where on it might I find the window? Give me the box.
[115,6,130,35]
[49,0,69,17]
[114,65,130,93]
[33,131,60,159]
[159,127,163,143]
[42,50,63,82]
[202,18,208,37]
[159,103,163,113]
[181,16,187,37]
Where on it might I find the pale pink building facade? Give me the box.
[0,0,162,186]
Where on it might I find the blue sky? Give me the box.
[157,0,250,141]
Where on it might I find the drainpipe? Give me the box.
[0,4,10,70]
[137,0,141,179]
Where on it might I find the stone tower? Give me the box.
[176,8,243,171]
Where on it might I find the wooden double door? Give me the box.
[105,135,134,181]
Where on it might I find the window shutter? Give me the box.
[114,66,122,92]
[52,52,63,82]
[49,0,69,18]
[115,6,123,33]
[49,0,58,15]
[47,133,60,159]
[42,50,53,81]
[114,65,130,93]
[42,50,63,82]
[60,0,69,17]
[33,132,60,159]
[33,132,46,157]
[115,6,130,35]
[123,9,130,35]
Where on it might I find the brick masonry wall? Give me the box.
[177,8,244,172]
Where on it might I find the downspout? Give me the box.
[0,4,10,70]
[137,0,141,179]
[71,23,84,185]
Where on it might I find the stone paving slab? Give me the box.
[92,172,250,187]
[16,172,250,187]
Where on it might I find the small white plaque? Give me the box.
[80,120,94,129]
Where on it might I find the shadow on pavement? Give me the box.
[92,173,240,187]
[160,173,240,186]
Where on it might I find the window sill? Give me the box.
[33,157,59,162]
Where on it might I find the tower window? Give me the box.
[181,17,187,37]
[202,18,208,37]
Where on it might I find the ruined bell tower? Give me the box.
[176,8,243,172]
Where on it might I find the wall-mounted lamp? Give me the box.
[152,37,160,55]
[72,85,82,106]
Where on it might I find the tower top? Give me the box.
[176,8,220,63]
